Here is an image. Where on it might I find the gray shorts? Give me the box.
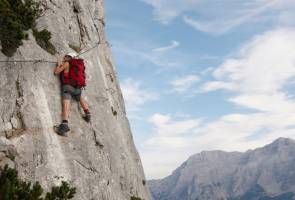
[62,85,81,101]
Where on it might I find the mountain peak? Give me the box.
[271,137,295,145]
[149,137,295,200]
[263,137,295,151]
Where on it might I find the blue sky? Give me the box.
[105,0,295,179]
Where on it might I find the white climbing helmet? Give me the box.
[65,52,77,58]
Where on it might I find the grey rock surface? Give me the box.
[149,138,295,200]
[0,0,151,199]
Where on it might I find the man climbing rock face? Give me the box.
[54,53,91,136]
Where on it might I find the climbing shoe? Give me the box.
[83,112,91,123]
[57,123,70,136]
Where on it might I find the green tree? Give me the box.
[45,181,76,200]
[0,0,41,56]
[0,0,55,56]
[131,197,142,200]
[0,165,76,200]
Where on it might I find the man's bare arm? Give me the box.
[54,62,69,75]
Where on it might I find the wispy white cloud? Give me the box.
[140,0,199,24]
[141,150,189,179]
[183,1,276,34]
[121,78,158,118]
[170,74,199,92]
[202,81,236,92]
[112,39,181,69]
[152,40,180,52]
[193,113,295,151]
[148,113,201,138]
[140,0,295,34]
[141,113,202,178]
[203,28,295,112]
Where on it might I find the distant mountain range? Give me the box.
[148,138,295,200]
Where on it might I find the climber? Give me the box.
[54,52,91,136]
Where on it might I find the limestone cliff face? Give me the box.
[0,0,151,199]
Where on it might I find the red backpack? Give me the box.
[61,58,86,88]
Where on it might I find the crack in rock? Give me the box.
[92,128,104,148]
[74,159,98,174]
[4,76,27,139]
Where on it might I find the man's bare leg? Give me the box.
[79,97,89,111]
[62,99,71,121]
[80,97,91,122]
[57,99,71,135]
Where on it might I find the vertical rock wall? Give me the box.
[0,0,151,199]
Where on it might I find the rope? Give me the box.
[0,59,57,64]
[87,6,100,35]
[77,42,101,57]
[0,40,108,63]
